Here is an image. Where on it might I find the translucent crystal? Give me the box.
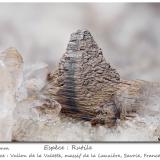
[13,62,61,141]
[0,47,23,90]
[0,60,16,141]
[0,48,23,141]
[12,96,62,141]
[24,63,48,95]
[16,62,48,101]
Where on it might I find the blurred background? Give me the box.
[0,3,160,80]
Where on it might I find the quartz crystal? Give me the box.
[0,48,23,141]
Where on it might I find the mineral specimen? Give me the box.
[43,29,120,126]
[1,30,160,141]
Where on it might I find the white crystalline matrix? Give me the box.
[0,48,23,141]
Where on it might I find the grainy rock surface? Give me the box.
[43,29,120,126]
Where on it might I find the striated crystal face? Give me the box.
[44,29,120,125]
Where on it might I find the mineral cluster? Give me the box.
[1,30,160,142]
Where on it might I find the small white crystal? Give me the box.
[23,63,48,96]
[24,62,48,84]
